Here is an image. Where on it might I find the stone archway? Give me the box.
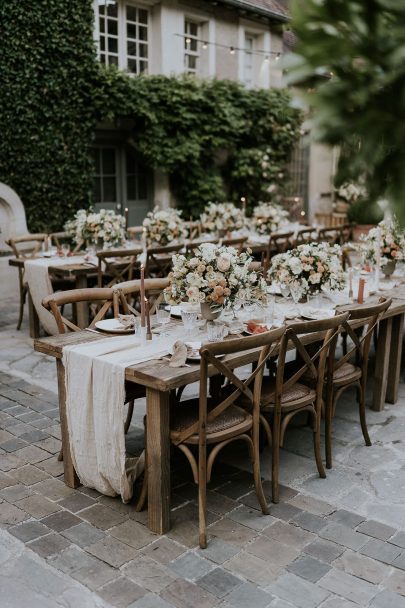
[0,182,29,252]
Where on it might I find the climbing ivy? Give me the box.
[0,0,302,230]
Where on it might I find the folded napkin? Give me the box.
[118,314,136,329]
[169,341,188,367]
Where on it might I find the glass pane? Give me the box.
[126,5,137,22]
[127,41,137,56]
[139,9,148,24]
[106,1,118,18]
[139,60,147,73]
[139,43,148,58]
[138,173,147,199]
[102,148,116,174]
[107,19,117,35]
[138,25,147,41]
[189,39,198,52]
[108,37,118,53]
[126,149,136,168]
[99,17,105,33]
[189,22,198,37]
[108,55,118,66]
[93,178,102,203]
[186,55,197,70]
[103,177,116,202]
[127,176,136,200]
[98,2,105,15]
[100,36,105,51]
[128,58,138,73]
[93,149,101,174]
[100,52,106,64]
[127,23,136,38]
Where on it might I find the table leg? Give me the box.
[56,359,80,488]
[28,291,40,339]
[386,313,404,404]
[74,275,88,328]
[372,317,392,411]
[146,387,171,534]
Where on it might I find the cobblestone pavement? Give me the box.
[2,256,405,607]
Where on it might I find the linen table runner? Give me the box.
[63,333,181,502]
[25,255,89,335]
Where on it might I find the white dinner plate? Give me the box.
[94,319,134,334]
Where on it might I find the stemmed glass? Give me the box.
[61,243,71,258]
[156,303,171,336]
[181,309,198,336]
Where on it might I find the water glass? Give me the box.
[264,296,275,325]
[61,243,71,258]
[181,309,198,335]
[207,321,226,342]
[156,304,171,334]
[280,283,290,299]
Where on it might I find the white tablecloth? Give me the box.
[62,333,180,502]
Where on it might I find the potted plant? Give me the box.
[347,200,384,242]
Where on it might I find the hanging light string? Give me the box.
[175,33,282,61]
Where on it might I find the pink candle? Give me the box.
[357,278,365,304]
[140,264,146,327]
[145,298,152,340]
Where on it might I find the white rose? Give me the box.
[217,254,231,272]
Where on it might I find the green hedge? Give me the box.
[0,0,302,231]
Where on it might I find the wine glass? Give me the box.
[61,243,71,258]
[156,303,171,335]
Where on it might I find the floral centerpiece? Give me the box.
[65,208,125,247]
[251,202,290,235]
[200,202,246,235]
[268,242,345,300]
[165,243,267,318]
[359,219,405,275]
[336,182,367,205]
[142,207,187,246]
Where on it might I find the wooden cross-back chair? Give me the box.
[112,278,170,317]
[49,231,81,254]
[265,231,295,267]
[167,327,286,548]
[324,297,392,469]
[317,226,340,245]
[339,224,352,244]
[144,244,183,278]
[219,236,248,252]
[295,228,315,246]
[186,220,202,240]
[126,226,144,241]
[7,233,49,330]
[96,247,142,288]
[236,313,349,504]
[42,287,144,438]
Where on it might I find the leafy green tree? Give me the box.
[287,0,405,222]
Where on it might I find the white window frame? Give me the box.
[243,34,255,87]
[184,19,200,75]
[95,0,151,74]
[238,21,271,88]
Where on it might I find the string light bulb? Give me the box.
[185,37,191,45]
[202,41,208,49]
[275,52,281,61]
[230,46,235,55]
[264,56,269,62]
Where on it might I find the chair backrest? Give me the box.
[145,244,184,278]
[274,312,350,413]
[96,247,142,288]
[42,288,114,333]
[340,224,352,244]
[269,231,295,254]
[7,234,48,258]
[48,231,81,253]
[186,220,202,240]
[112,278,170,317]
[171,326,286,448]
[332,297,392,377]
[185,238,219,256]
[295,228,314,246]
[219,236,248,252]
[317,227,340,245]
[127,226,144,241]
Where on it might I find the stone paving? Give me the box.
[2,256,405,607]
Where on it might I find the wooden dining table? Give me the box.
[34,296,405,535]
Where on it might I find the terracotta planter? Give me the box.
[351,224,377,242]
[200,302,222,321]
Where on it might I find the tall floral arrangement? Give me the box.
[165,243,267,308]
[65,208,125,246]
[200,202,246,234]
[143,207,187,246]
[359,220,405,265]
[252,202,290,235]
[336,182,367,204]
[268,243,345,299]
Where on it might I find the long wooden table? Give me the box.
[34,298,405,535]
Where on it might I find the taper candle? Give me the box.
[124,207,129,231]
[357,278,365,304]
[145,298,152,340]
[140,264,146,327]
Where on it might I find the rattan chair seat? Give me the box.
[332,362,361,384]
[170,400,252,445]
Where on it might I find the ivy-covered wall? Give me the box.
[0,0,302,232]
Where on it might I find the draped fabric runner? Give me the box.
[62,334,179,502]
[24,255,89,335]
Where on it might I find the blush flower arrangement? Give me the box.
[200,202,246,234]
[143,207,187,246]
[268,242,345,299]
[252,202,290,235]
[164,243,267,309]
[65,208,126,247]
[359,220,405,265]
